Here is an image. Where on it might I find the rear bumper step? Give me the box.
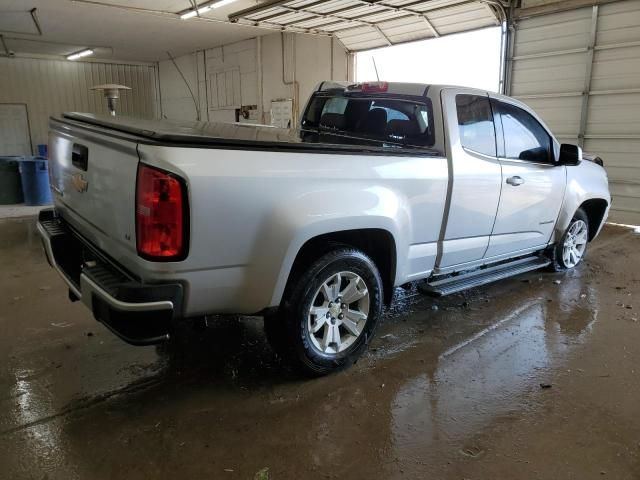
[420,255,551,297]
[37,208,183,345]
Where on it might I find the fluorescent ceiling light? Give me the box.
[179,0,239,19]
[67,49,94,61]
[211,0,239,8]
[180,6,211,19]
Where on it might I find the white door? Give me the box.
[0,104,31,156]
[485,97,566,258]
[437,89,502,269]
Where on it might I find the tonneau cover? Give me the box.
[56,113,439,156]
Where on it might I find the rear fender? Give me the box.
[255,185,410,308]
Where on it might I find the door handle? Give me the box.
[506,176,525,186]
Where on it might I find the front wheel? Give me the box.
[550,209,589,271]
[271,247,383,376]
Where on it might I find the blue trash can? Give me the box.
[19,157,52,206]
[38,144,48,158]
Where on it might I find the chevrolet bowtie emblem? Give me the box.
[71,173,89,193]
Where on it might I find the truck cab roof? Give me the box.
[315,81,492,98]
[313,81,526,110]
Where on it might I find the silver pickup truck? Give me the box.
[38,81,610,375]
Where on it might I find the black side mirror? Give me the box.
[558,143,582,165]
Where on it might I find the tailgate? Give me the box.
[48,119,139,261]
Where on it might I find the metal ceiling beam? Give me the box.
[245,3,408,33]
[230,0,316,20]
[0,7,43,37]
[373,24,393,46]
[229,0,496,47]
[421,15,440,37]
[228,0,508,53]
[230,0,486,25]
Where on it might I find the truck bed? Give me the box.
[56,113,440,156]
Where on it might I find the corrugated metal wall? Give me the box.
[510,0,640,225]
[0,57,157,152]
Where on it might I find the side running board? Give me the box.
[420,256,551,297]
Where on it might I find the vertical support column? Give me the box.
[202,50,209,122]
[578,5,599,148]
[498,20,507,94]
[155,61,164,120]
[257,36,264,123]
[347,51,356,83]
[504,2,517,97]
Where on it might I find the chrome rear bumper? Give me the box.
[37,208,183,345]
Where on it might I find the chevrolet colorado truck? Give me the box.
[38,81,611,375]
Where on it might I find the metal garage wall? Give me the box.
[0,57,157,153]
[509,0,640,225]
[157,32,349,125]
[158,52,207,122]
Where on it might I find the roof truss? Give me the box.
[229,0,507,51]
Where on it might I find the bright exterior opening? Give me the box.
[355,26,503,93]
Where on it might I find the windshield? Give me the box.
[301,94,435,147]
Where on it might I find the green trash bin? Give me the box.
[0,157,25,205]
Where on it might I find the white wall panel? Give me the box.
[510,0,640,225]
[206,39,258,121]
[513,8,593,57]
[511,53,587,96]
[591,46,640,91]
[158,52,206,122]
[158,33,349,126]
[0,57,157,152]
[518,96,583,143]
[0,104,31,156]
[587,93,640,136]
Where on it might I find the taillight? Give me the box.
[136,164,187,260]
[362,82,389,93]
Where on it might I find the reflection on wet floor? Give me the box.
[392,295,597,464]
[0,217,638,479]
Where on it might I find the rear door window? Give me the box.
[493,101,552,163]
[302,95,435,147]
[455,94,497,157]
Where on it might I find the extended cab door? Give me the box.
[437,89,502,269]
[485,97,566,258]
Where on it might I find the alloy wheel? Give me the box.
[562,219,588,268]
[307,271,370,355]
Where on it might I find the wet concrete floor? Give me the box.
[1,217,639,479]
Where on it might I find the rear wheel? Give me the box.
[550,208,589,271]
[266,247,383,376]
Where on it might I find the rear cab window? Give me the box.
[301,93,435,148]
[455,94,497,157]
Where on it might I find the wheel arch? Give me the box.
[579,198,609,241]
[553,194,610,244]
[275,228,398,307]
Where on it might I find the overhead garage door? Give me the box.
[509,0,640,225]
[230,0,503,52]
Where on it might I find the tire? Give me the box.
[269,247,384,376]
[550,208,589,272]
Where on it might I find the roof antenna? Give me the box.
[372,57,380,81]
